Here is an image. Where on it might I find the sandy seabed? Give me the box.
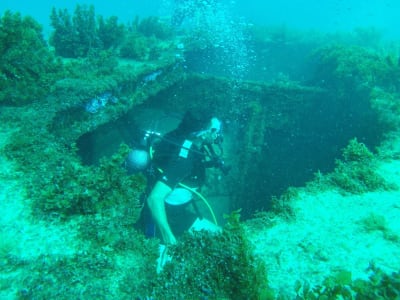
[246,136,400,297]
[0,126,88,297]
[1,121,399,298]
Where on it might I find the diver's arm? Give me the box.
[147,181,177,245]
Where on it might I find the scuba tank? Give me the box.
[125,130,161,173]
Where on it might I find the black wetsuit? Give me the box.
[139,128,208,238]
[152,129,206,189]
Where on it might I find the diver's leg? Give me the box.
[147,181,176,245]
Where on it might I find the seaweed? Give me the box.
[50,5,100,57]
[137,16,174,40]
[5,121,145,218]
[119,34,151,60]
[310,138,393,194]
[97,15,125,50]
[49,6,171,60]
[312,45,400,94]
[50,5,126,58]
[151,210,274,299]
[359,213,400,243]
[296,264,400,299]
[0,11,62,105]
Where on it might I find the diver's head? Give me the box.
[177,109,222,144]
[197,117,222,144]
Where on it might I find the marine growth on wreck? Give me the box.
[1,2,400,299]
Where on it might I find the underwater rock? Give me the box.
[142,70,163,84]
[85,92,118,114]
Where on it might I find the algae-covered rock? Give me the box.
[326,138,392,194]
[0,11,62,105]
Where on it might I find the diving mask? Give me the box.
[196,117,222,143]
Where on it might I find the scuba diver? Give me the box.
[126,109,230,246]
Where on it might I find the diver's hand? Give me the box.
[157,244,172,273]
[164,232,177,245]
[214,158,231,175]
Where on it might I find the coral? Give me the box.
[0,11,62,105]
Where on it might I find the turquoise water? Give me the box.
[1,1,400,298]
[1,0,400,37]
[232,0,400,36]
